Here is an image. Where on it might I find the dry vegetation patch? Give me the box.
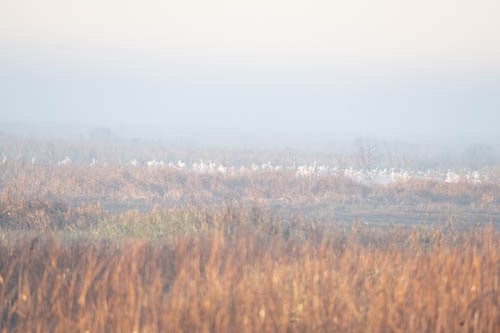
[0,223,498,332]
[0,139,498,331]
[1,163,498,211]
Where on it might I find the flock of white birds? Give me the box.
[0,153,491,185]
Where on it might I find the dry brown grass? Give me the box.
[0,140,498,332]
[1,162,498,213]
[0,219,498,332]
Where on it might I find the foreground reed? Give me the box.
[0,220,498,333]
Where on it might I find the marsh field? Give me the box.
[0,136,499,332]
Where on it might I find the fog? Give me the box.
[2,68,499,147]
[1,0,499,149]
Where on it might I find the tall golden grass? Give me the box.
[1,219,498,332]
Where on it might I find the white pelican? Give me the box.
[57,156,72,166]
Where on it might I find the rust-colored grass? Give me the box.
[1,161,498,231]
[1,220,498,332]
[0,139,498,332]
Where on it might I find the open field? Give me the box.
[0,137,499,332]
[3,0,500,330]
[1,159,498,233]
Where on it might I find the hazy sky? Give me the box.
[1,0,499,142]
